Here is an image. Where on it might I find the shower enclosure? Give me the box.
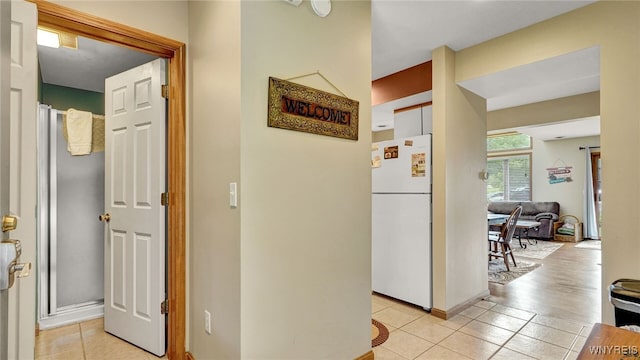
[37,104,105,329]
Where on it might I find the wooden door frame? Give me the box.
[31,1,186,359]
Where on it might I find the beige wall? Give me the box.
[52,1,188,43]
[44,1,372,359]
[239,1,371,358]
[488,92,599,132]
[432,46,488,312]
[189,1,241,358]
[457,1,640,323]
[532,136,600,224]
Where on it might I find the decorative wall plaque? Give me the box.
[267,77,359,140]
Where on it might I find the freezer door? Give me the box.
[372,193,431,309]
[372,135,431,193]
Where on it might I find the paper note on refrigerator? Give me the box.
[412,153,426,177]
[384,146,398,159]
[372,155,381,168]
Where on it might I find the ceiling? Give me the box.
[38,36,157,93]
[371,0,600,139]
[38,1,600,140]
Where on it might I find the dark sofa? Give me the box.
[488,201,560,240]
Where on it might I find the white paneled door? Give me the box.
[0,1,11,357]
[104,59,166,356]
[8,1,38,359]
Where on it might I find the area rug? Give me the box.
[511,241,563,259]
[575,240,601,250]
[371,319,389,347]
[488,259,542,285]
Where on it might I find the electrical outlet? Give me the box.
[204,310,211,334]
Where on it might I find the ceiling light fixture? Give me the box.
[37,28,60,48]
[37,27,78,49]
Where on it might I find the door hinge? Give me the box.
[161,85,169,99]
[161,192,169,206]
[161,299,169,314]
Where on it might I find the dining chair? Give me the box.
[488,206,522,271]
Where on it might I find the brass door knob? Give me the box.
[99,213,111,222]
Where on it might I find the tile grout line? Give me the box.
[487,314,535,359]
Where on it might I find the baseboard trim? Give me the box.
[431,289,490,320]
[430,307,447,320]
[186,351,195,360]
[355,350,374,360]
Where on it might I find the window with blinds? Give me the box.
[487,133,532,201]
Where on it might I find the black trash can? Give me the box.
[610,279,640,327]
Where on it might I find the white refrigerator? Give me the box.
[372,134,432,310]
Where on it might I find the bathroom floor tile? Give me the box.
[36,317,166,360]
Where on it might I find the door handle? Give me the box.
[99,213,111,222]
[2,215,17,232]
[0,239,28,289]
[13,262,31,278]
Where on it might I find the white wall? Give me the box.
[532,136,600,223]
[240,1,372,358]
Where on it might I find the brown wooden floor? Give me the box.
[488,241,602,325]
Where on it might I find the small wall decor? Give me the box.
[547,166,573,184]
[267,77,359,140]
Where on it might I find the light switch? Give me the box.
[229,183,238,208]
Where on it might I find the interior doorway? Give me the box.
[34,2,186,359]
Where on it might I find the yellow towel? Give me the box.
[66,108,93,155]
[62,114,105,153]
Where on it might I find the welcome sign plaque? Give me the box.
[267,77,359,140]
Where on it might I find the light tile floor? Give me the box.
[372,293,593,360]
[36,318,165,360]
